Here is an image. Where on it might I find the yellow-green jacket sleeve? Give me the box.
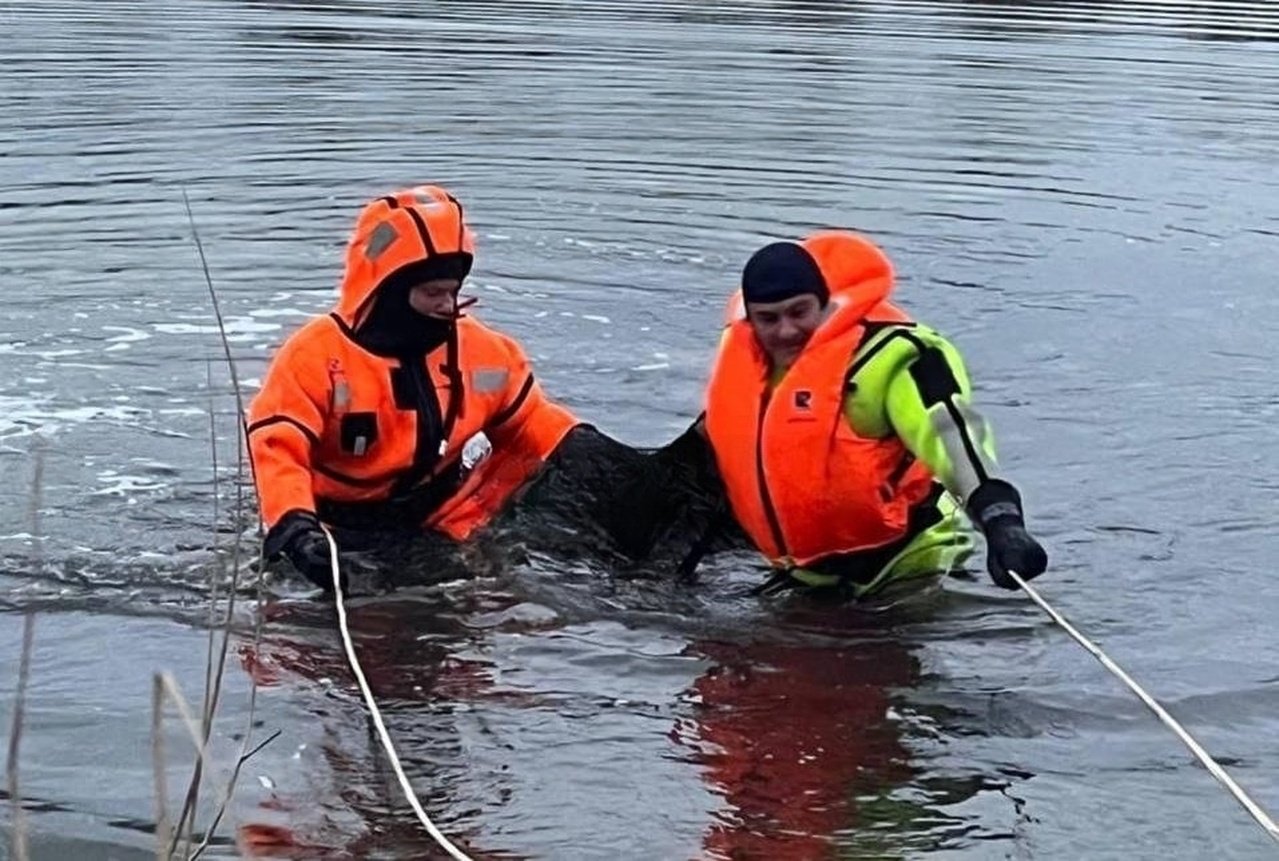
[842,324,999,505]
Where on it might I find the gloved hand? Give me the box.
[263,510,343,592]
[967,479,1048,590]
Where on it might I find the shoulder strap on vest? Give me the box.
[844,320,919,392]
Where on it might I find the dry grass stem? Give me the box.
[168,192,271,858]
[7,438,46,861]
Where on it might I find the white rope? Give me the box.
[1008,570,1279,843]
[322,528,475,861]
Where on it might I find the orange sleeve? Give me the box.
[246,335,330,529]
[483,334,578,462]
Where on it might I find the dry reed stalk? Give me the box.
[154,673,221,858]
[188,534,273,861]
[6,437,46,861]
[169,191,271,859]
[173,363,223,854]
[5,613,34,861]
[152,674,172,861]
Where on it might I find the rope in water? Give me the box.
[322,527,475,861]
[319,524,1277,848]
[1008,569,1279,843]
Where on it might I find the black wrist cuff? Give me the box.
[967,479,1025,531]
[264,509,321,559]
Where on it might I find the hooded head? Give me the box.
[335,185,476,356]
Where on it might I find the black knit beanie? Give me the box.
[740,242,828,305]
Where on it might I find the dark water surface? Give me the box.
[2,1,1278,858]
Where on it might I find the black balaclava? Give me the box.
[740,241,829,306]
[355,253,473,357]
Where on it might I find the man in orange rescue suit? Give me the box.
[247,185,579,590]
[697,231,1048,596]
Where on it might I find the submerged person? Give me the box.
[248,184,666,591]
[671,231,1048,597]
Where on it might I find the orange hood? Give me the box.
[333,185,476,328]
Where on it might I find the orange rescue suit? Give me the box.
[247,186,577,541]
[703,231,935,567]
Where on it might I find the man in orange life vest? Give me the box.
[693,231,1048,596]
[247,185,584,590]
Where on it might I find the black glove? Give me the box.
[967,479,1048,590]
[263,510,343,592]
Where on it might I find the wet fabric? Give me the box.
[307,424,743,593]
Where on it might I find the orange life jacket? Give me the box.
[703,231,935,567]
[247,186,577,541]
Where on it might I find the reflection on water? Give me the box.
[679,636,921,858]
[3,0,1279,858]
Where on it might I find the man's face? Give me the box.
[746,293,825,367]
[408,278,462,318]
